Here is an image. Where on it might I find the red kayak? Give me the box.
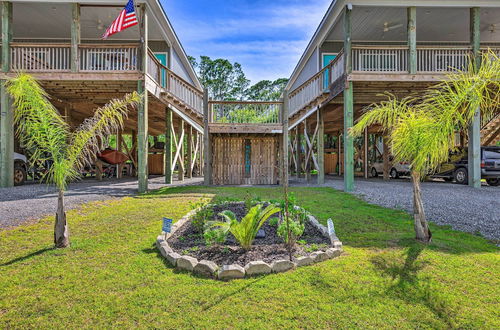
[97,149,129,165]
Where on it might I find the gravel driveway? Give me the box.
[292,176,500,243]
[0,176,202,229]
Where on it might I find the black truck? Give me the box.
[432,146,500,186]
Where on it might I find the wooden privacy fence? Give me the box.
[147,50,204,115]
[212,136,279,185]
[209,101,282,124]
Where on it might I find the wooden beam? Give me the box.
[407,7,417,75]
[317,108,325,184]
[187,125,193,179]
[137,4,149,193]
[282,91,289,186]
[177,119,185,181]
[71,3,81,73]
[117,130,123,179]
[165,107,172,184]
[363,128,368,179]
[343,4,354,192]
[0,2,13,188]
[468,7,481,188]
[203,89,212,185]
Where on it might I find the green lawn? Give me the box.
[1,186,499,329]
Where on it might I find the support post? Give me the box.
[383,135,390,180]
[296,126,302,179]
[117,131,123,178]
[282,92,289,186]
[187,125,193,179]
[337,132,342,176]
[71,3,80,72]
[468,7,481,188]
[165,107,172,184]
[364,128,369,179]
[1,2,13,188]
[137,4,148,193]
[178,119,185,181]
[407,6,417,74]
[304,121,311,182]
[343,4,354,192]
[203,89,212,185]
[317,109,325,184]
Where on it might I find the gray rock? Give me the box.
[294,256,313,267]
[244,261,272,276]
[326,248,342,259]
[176,256,198,271]
[157,235,166,244]
[218,264,245,280]
[165,252,181,267]
[256,229,266,238]
[271,259,295,273]
[332,240,343,249]
[310,251,329,263]
[193,260,219,278]
[159,242,172,257]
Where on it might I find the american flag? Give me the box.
[102,0,138,39]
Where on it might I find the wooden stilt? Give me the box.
[187,125,193,179]
[165,107,172,184]
[407,6,417,74]
[364,128,368,179]
[137,4,148,193]
[203,89,212,185]
[317,108,325,184]
[343,4,354,192]
[71,3,80,73]
[117,130,123,178]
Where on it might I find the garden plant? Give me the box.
[6,73,141,248]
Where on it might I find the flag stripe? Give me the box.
[102,0,138,39]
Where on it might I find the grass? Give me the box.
[1,186,499,329]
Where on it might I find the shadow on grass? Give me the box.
[371,242,456,327]
[1,247,55,266]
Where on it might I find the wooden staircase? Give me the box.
[481,114,500,146]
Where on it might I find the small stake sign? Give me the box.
[162,218,173,234]
[327,218,335,236]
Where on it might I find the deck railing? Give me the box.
[209,101,282,124]
[352,46,408,72]
[10,43,71,71]
[10,43,140,72]
[79,44,139,71]
[147,50,204,115]
[288,51,345,116]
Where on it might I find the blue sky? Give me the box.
[160,0,332,83]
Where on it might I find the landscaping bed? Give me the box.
[168,202,331,266]
[157,201,343,280]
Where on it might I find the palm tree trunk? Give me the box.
[54,189,70,248]
[411,171,432,243]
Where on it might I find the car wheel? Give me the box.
[454,168,468,185]
[14,164,27,186]
[390,168,399,179]
[371,168,378,178]
[486,178,499,186]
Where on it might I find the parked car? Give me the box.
[432,146,500,186]
[14,152,28,186]
[371,156,410,179]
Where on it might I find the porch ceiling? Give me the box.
[7,2,163,40]
[325,6,500,43]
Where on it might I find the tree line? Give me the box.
[188,56,288,101]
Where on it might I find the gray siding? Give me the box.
[171,49,194,84]
[291,47,319,91]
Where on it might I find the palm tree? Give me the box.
[351,51,500,243]
[6,73,141,248]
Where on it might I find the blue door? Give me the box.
[154,53,168,88]
[323,54,337,89]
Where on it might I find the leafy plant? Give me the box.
[277,217,305,245]
[203,227,229,246]
[6,73,140,248]
[268,217,279,227]
[350,51,500,243]
[191,205,214,234]
[213,204,280,250]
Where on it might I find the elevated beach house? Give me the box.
[0,0,204,192]
[285,0,500,191]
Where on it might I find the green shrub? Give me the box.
[203,228,228,246]
[277,217,305,245]
[190,204,214,234]
[212,204,280,250]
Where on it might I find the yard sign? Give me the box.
[162,218,173,233]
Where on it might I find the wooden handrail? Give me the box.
[10,42,71,47]
[289,49,344,99]
[209,101,283,105]
[79,44,140,49]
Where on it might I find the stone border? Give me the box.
[156,205,343,281]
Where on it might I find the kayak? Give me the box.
[97,149,129,165]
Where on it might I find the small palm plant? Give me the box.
[6,73,141,248]
[213,204,280,250]
[350,51,500,243]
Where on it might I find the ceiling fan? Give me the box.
[383,22,404,33]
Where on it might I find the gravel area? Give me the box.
[0,176,202,229]
[291,176,500,243]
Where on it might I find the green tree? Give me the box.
[191,56,249,100]
[246,78,289,101]
[351,51,500,243]
[6,73,141,248]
